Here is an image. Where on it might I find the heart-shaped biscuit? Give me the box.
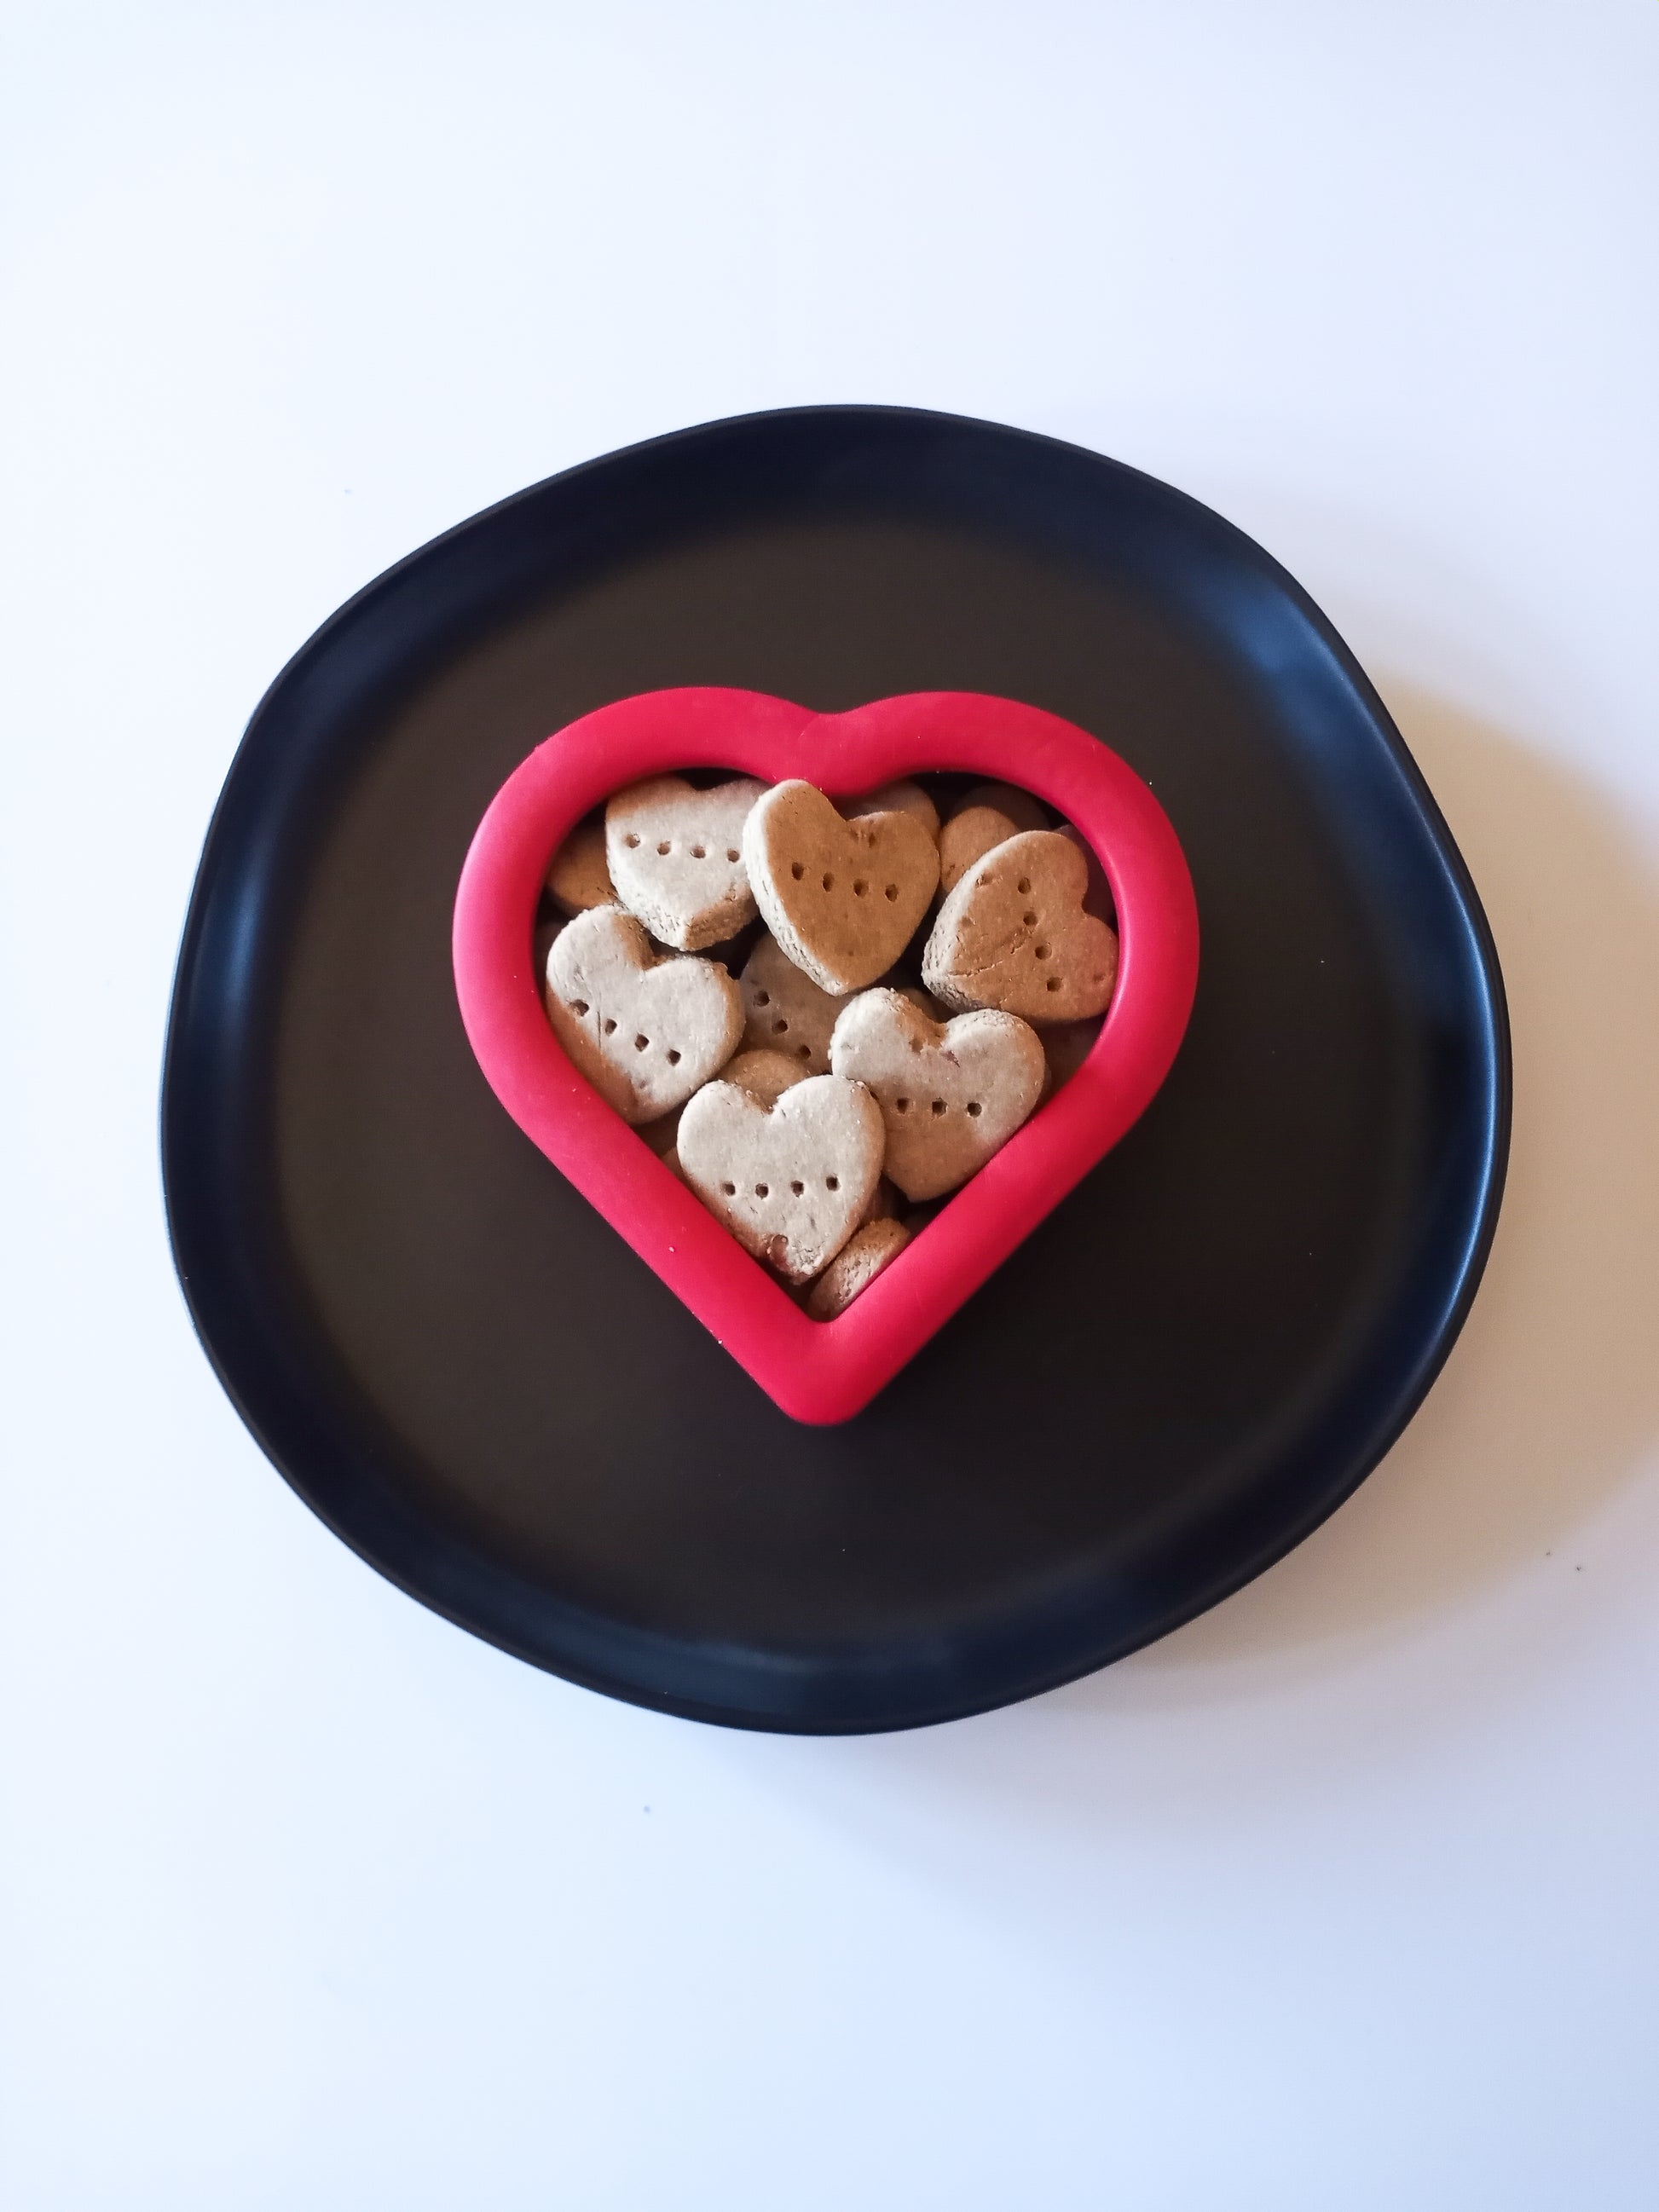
[719,1048,809,1107]
[829,987,1046,1200]
[1058,822,1115,922]
[743,781,939,995]
[546,818,616,915]
[737,933,851,1074]
[679,1073,884,1283]
[952,782,1049,835]
[806,1216,912,1320]
[922,830,1119,1025]
[544,905,743,1124]
[604,775,768,950]
[841,779,940,841]
[938,803,1020,898]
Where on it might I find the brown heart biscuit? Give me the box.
[952,782,1049,835]
[604,775,768,951]
[678,1073,884,1282]
[938,803,1020,897]
[886,980,950,1020]
[1058,823,1115,922]
[546,819,616,915]
[743,781,939,995]
[806,1217,912,1320]
[829,987,1045,1201]
[922,830,1119,1025]
[841,779,940,841]
[718,1048,810,1107]
[544,905,743,1124]
[737,933,851,1074]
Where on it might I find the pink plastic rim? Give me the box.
[453,688,1199,1424]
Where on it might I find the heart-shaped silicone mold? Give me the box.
[453,688,1199,1424]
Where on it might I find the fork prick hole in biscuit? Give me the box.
[791,862,804,880]
[667,1048,681,1065]
[569,998,588,1016]
[853,879,867,897]
[624,834,640,848]
[968,1101,982,1117]
[725,847,739,861]
[603,1017,617,1034]
[790,1181,804,1195]
[1017,877,1031,893]
[721,1181,736,1195]
[634,1033,650,1050]
[754,990,771,1006]
[896,1097,911,1113]
[884,883,898,901]
[822,872,834,892]
[1023,910,1037,926]
[754,1183,768,1197]
[931,1099,945,1115]
[691,844,705,858]
[826,1175,839,1190]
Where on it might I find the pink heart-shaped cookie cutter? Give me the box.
[454,688,1199,1423]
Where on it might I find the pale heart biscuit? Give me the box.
[544,905,743,1124]
[605,776,768,951]
[840,780,940,842]
[952,782,1049,836]
[678,1073,884,1283]
[806,1217,911,1320]
[922,831,1119,1025]
[938,804,1020,897]
[546,819,616,915]
[738,933,851,1074]
[743,781,939,995]
[718,1048,809,1108]
[830,987,1045,1201]
[534,915,565,975]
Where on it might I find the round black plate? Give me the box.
[163,406,1509,1734]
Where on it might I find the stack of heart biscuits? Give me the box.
[540,772,1118,1318]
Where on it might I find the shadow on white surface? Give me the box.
[999,687,1659,1724]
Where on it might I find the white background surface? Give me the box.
[3,3,1657,2204]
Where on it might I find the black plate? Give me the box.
[163,405,1509,1734]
